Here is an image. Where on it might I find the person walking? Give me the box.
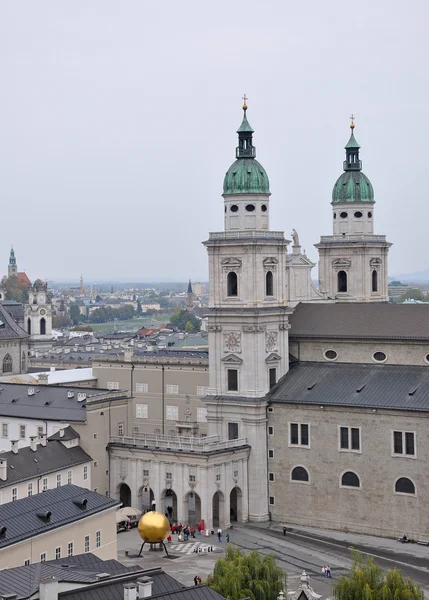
[322,566,326,577]
[217,527,222,543]
[194,576,199,586]
[226,533,230,543]
[326,566,332,578]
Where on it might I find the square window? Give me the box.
[269,472,275,482]
[269,496,275,506]
[166,472,172,479]
[40,553,46,563]
[132,426,139,435]
[136,383,148,393]
[166,385,179,395]
[228,422,239,440]
[143,469,149,477]
[393,431,416,457]
[24,559,30,566]
[268,449,274,459]
[227,370,238,392]
[339,426,361,452]
[289,423,310,447]
[107,381,119,390]
[268,426,274,435]
[268,407,274,413]
[136,404,148,419]
[38,426,44,437]
[197,386,209,396]
[166,405,179,421]
[55,547,61,560]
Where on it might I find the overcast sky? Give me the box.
[1,1,427,282]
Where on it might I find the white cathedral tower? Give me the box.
[203,99,292,522]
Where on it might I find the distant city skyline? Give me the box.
[1,1,428,279]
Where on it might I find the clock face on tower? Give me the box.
[224,331,241,353]
[40,309,46,316]
[39,293,46,304]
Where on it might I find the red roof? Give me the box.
[16,272,31,286]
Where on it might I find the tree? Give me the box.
[95,295,102,303]
[206,546,285,600]
[52,313,71,328]
[1,275,30,303]
[334,550,423,600]
[396,288,426,303]
[170,309,200,332]
[69,304,82,325]
[70,325,93,332]
[185,320,195,333]
[137,299,142,315]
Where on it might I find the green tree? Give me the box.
[1,275,30,303]
[69,304,82,325]
[334,550,423,600]
[170,309,200,332]
[396,288,425,303]
[185,320,195,333]
[95,295,102,303]
[52,313,72,328]
[206,546,285,600]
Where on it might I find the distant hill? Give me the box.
[391,269,429,284]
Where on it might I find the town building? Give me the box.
[26,281,53,350]
[0,427,92,504]
[0,485,118,568]
[0,300,29,375]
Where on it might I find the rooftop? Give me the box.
[289,302,429,341]
[0,485,119,549]
[0,302,28,340]
[270,361,429,412]
[0,383,127,422]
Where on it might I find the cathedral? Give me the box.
[109,102,429,540]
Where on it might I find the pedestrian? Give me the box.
[326,566,331,578]
[194,576,199,586]
[322,566,326,577]
[217,527,222,542]
[197,524,201,535]
[167,534,172,543]
[226,533,230,543]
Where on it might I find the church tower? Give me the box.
[26,282,53,349]
[203,100,292,523]
[8,247,17,278]
[315,119,391,301]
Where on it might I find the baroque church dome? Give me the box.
[223,104,270,196]
[332,126,374,204]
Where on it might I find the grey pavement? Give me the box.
[117,523,429,599]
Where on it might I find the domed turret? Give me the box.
[332,123,374,204]
[223,98,271,232]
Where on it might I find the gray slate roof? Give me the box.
[0,484,119,549]
[0,438,91,488]
[270,361,429,412]
[0,554,139,599]
[48,425,80,440]
[0,302,29,340]
[289,302,429,340]
[0,383,124,422]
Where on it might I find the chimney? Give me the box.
[0,459,7,481]
[137,577,153,598]
[67,390,75,399]
[10,440,18,454]
[30,436,37,452]
[123,583,137,600]
[39,578,58,600]
[38,373,49,385]
[78,392,86,402]
[28,388,35,397]
[39,433,47,447]
[124,349,133,362]
[59,428,65,438]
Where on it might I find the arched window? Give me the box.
[27,318,31,335]
[395,477,415,495]
[291,466,309,482]
[337,270,347,293]
[341,471,360,488]
[227,272,238,297]
[40,318,46,335]
[21,351,26,373]
[2,354,12,374]
[372,270,378,292]
[266,271,273,296]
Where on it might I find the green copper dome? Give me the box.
[223,107,270,196]
[332,125,374,204]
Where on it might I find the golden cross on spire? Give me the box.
[350,113,355,129]
[242,94,248,111]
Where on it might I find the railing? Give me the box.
[236,147,256,158]
[319,234,387,243]
[208,231,285,241]
[343,160,362,170]
[109,433,248,453]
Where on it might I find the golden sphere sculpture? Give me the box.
[138,511,169,543]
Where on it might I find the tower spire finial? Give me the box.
[242,94,248,111]
[350,113,355,130]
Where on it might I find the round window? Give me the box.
[340,212,348,218]
[368,211,372,218]
[261,204,267,212]
[324,350,338,361]
[230,205,239,213]
[245,204,256,212]
[333,212,337,219]
[425,354,429,364]
[354,211,363,218]
[373,351,387,362]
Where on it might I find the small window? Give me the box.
[372,270,378,293]
[395,477,415,495]
[393,431,415,457]
[269,472,275,482]
[230,205,239,212]
[368,211,372,218]
[132,426,139,435]
[84,535,90,553]
[136,383,149,393]
[166,405,179,421]
[339,426,361,452]
[227,369,238,392]
[118,423,124,436]
[266,271,274,296]
[324,350,337,361]
[56,474,62,488]
[373,351,386,362]
[337,270,347,293]
[268,449,274,459]
[268,407,274,413]
[67,542,74,557]
[83,465,88,480]
[341,471,360,488]
[12,487,17,501]
[2,354,12,374]
[1,423,8,438]
[245,204,255,212]
[340,212,348,218]
[227,272,238,297]
[268,426,274,435]
[20,425,26,439]
[261,204,267,212]
[354,211,363,218]
[24,559,31,566]
[269,367,277,389]
[333,212,337,219]
[55,547,61,560]
[136,403,148,419]
[96,530,101,548]
[166,384,179,394]
[269,496,275,505]
[42,478,48,492]
[107,381,119,390]
[166,472,172,479]
[228,422,239,440]
[289,423,310,447]
[291,466,309,482]
[27,483,33,497]
[143,469,149,477]
[40,553,47,563]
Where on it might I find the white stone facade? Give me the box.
[26,289,53,347]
